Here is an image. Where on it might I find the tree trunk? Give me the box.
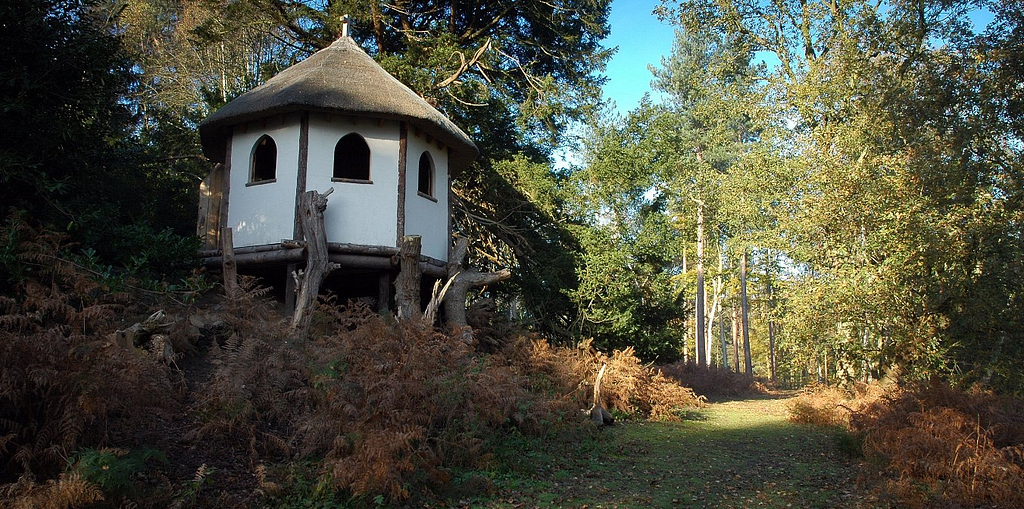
[705,290,719,366]
[740,249,753,378]
[682,320,689,364]
[396,235,422,321]
[766,249,777,382]
[290,188,338,335]
[823,346,829,386]
[443,236,512,342]
[706,237,724,366]
[732,304,740,372]
[719,298,727,370]
[695,202,706,367]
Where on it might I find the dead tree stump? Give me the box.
[443,236,512,342]
[395,235,422,321]
[587,363,614,426]
[290,188,338,335]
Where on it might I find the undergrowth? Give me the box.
[657,361,772,398]
[193,300,705,504]
[790,379,1024,508]
[0,227,180,482]
[1,225,706,507]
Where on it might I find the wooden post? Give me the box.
[221,227,239,299]
[395,235,422,320]
[396,123,408,242]
[442,236,512,342]
[444,237,470,329]
[285,262,297,314]
[290,188,338,335]
[294,112,310,239]
[377,272,391,313]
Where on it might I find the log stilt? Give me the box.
[285,262,297,313]
[395,235,422,321]
[290,188,339,335]
[221,227,239,299]
[377,272,391,313]
[443,237,512,342]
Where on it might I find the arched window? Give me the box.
[333,133,371,181]
[417,151,434,197]
[250,135,277,183]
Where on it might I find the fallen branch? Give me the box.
[424,272,458,326]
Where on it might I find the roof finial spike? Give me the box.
[341,14,350,38]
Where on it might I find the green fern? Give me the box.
[69,448,168,499]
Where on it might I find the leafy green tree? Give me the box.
[651,26,763,368]
[658,0,1024,390]
[0,0,133,221]
[0,0,203,284]
[570,105,690,359]
[572,23,767,363]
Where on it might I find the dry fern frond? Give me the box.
[847,380,1024,508]
[658,361,773,398]
[1,319,178,480]
[502,336,703,422]
[0,472,103,509]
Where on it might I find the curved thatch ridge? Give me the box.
[199,37,478,174]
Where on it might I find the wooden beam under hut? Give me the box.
[200,242,447,277]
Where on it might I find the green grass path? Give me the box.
[479,394,881,508]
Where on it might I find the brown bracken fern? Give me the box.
[2,222,707,506]
[790,379,1024,508]
[0,223,180,506]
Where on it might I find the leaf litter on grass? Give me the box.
[478,394,884,508]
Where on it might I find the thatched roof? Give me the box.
[199,37,478,174]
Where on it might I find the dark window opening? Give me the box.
[251,135,277,183]
[334,133,371,181]
[418,151,434,197]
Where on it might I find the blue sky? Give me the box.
[601,0,677,114]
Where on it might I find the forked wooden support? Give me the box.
[443,236,511,342]
[290,188,339,335]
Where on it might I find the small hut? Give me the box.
[196,34,478,311]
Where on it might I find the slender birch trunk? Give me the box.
[706,237,724,366]
[695,201,706,367]
[741,249,753,378]
[732,304,740,372]
[719,246,728,370]
[766,250,777,382]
